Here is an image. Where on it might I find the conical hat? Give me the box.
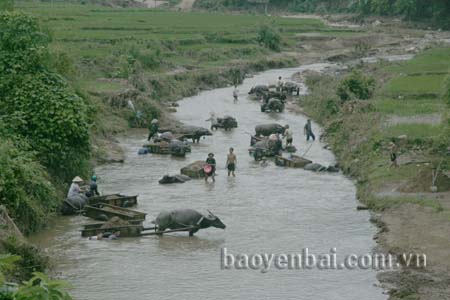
[72,176,83,183]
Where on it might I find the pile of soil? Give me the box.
[100,217,130,229]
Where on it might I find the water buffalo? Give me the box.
[261,98,285,113]
[157,131,175,142]
[261,90,287,102]
[169,140,191,156]
[179,125,212,143]
[152,209,226,236]
[159,174,192,184]
[61,195,88,215]
[248,85,269,96]
[303,163,340,173]
[255,123,286,137]
[250,138,283,161]
[282,81,300,95]
[212,116,238,131]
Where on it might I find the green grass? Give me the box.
[82,80,125,93]
[374,98,444,115]
[385,47,450,75]
[385,74,447,96]
[383,123,444,139]
[366,194,443,212]
[15,1,353,95]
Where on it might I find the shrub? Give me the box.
[0,139,59,234]
[337,70,376,101]
[0,12,91,181]
[256,24,282,51]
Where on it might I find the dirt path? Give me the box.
[176,0,195,10]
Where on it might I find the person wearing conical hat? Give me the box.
[67,176,83,199]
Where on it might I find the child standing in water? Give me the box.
[226,147,237,177]
[233,85,239,103]
[205,153,216,182]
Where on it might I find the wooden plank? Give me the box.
[140,226,197,236]
[84,203,146,221]
[81,224,143,237]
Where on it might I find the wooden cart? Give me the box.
[275,155,312,168]
[84,203,146,221]
[81,222,143,238]
[88,194,138,207]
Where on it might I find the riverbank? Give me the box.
[296,42,450,299]
[6,3,450,297]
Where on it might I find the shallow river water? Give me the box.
[31,64,386,300]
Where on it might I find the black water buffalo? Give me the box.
[61,195,88,215]
[261,98,285,112]
[159,174,191,184]
[152,209,226,236]
[169,140,191,156]
[248,85,269,96]
[212,116,238,131]
[179,125,212,143]
[250,138,283,161]
[282,81,300,95]
[255,123,285,137]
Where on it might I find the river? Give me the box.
[31,64,385,300]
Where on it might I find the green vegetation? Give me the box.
[385,74,446,97]
[0,0,14,11]
[373,98,444,116]
[336,70,375,101]
[15,2,330,77]
[256,24,282,51]
[0,140,59,234]
[0,12,92,234]
[301,47,450,211]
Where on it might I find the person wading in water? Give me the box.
[226,147,237,177]
[205,153,216,182]
[205,112,218,131]
[304,119,315,142]
[233,85,239,103]
[283,124,293,148]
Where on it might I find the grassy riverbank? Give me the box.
[16,1,361,151]
[300,47,450,299]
